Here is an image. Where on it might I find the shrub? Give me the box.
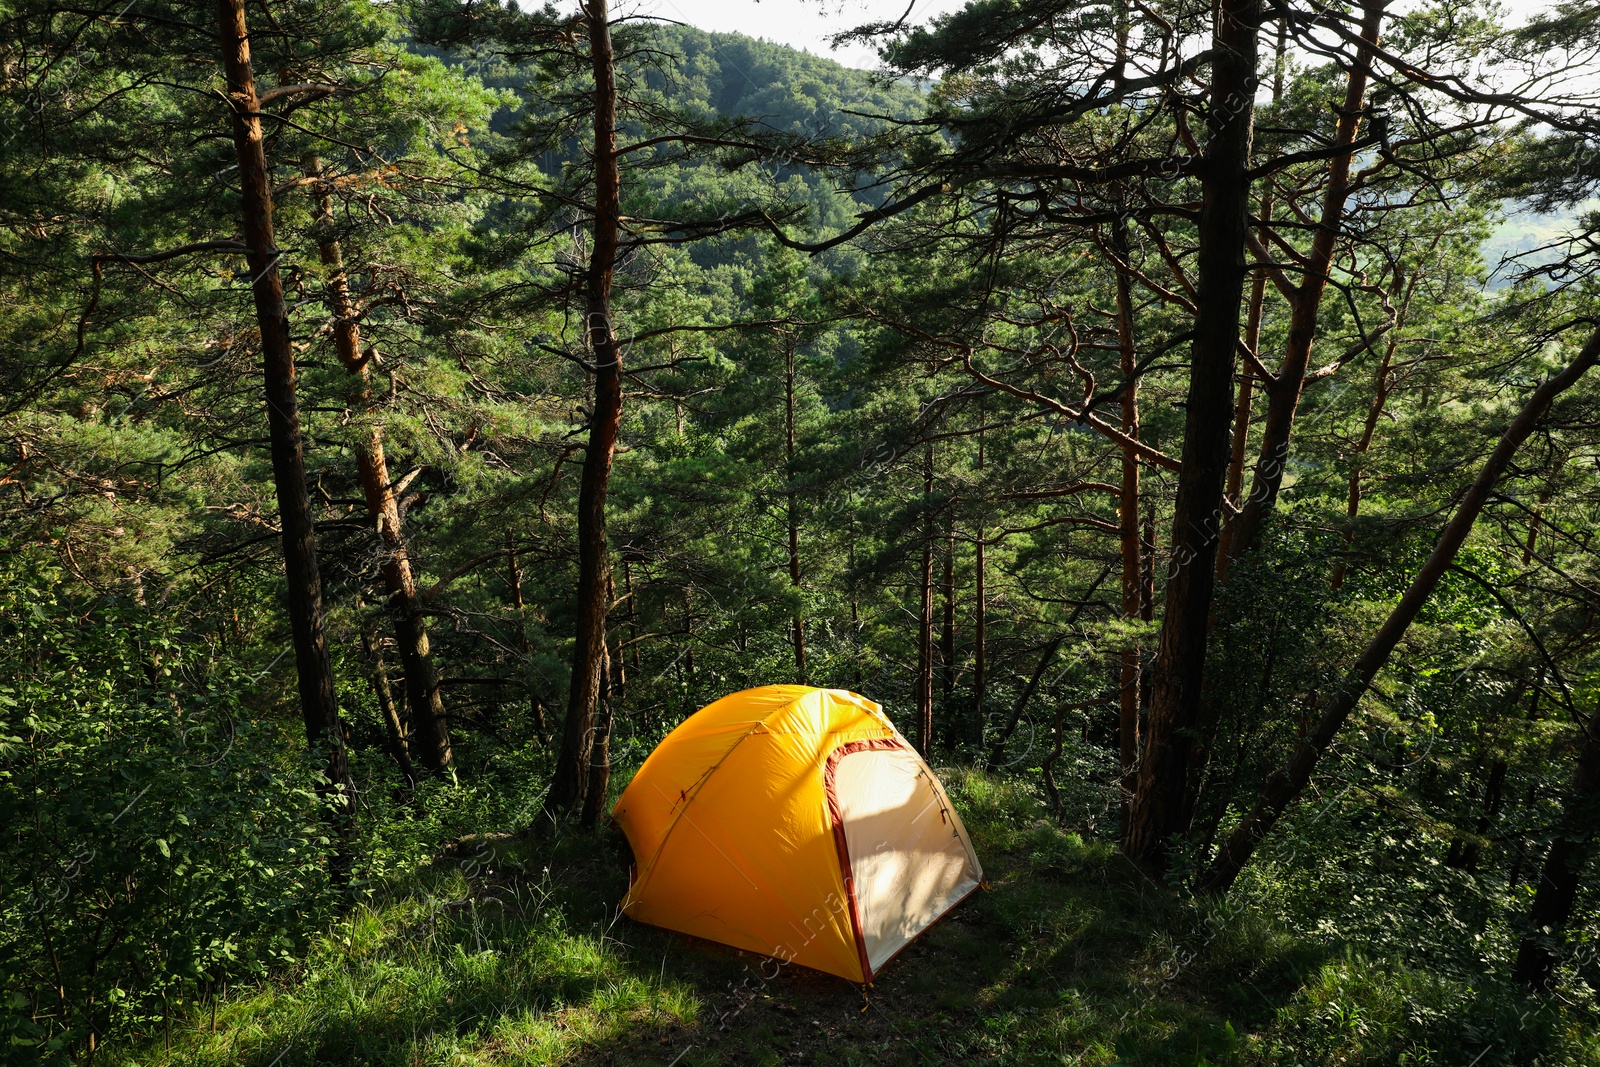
[0,556,334,1059]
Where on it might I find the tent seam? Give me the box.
[624,688,842,904]
[622,719,770,905]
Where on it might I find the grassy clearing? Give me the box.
[117,769,1595,1066]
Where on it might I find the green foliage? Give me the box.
[102,768,1595,1066]
[2,0,1600,1061]
[0,552,335,1059]
[1263,950,1596,1066]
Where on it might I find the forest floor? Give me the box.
[126,770,1579,1067]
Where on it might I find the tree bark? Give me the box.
[1113,216,1143,828]
[1217,241,1268,571]
[1509,779,1541,891]
[623,560,641,671]
[1329,274,1403,590]
[940,515,957,734]
[1448,754,1509,873]
[1514,691,1600,991]
[850,528,864,693]
[786,336,808,684]
[622,559,644,730]
[304,154,452,775]
[507,537,547,741]
[985,560,1111,770]
[684,611,698,706]
[544,0,623,819]
[1141,500,1156,625]
[359,623,416,787]
[1042,702,1066,819]
[580,637,615,829]
[1217,20,1285,572]
[973,443,988,753]
[1201,324,1600,894]
[1448,678,1533,871]
[216,0,353,849]
[987,635,1064,770]
[916,441,935,754]
[1123,0,1264,875]
[1222,0,1387,570]
[1521,478,1560,565]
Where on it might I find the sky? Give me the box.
[629,0,1556,70]
[625,0,967,70]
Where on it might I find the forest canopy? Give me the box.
[2,0,1599,1063]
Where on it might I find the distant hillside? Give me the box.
[1482,200,1597,284]
[648,25,922,143]
[442,23,926,271]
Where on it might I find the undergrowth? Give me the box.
[99,768,1598,1066]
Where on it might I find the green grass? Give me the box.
[113,769,1597,1066]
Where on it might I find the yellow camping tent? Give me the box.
[612,685,983,983]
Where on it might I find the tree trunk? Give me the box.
[1216,242,1267,573]
[1223,0,1387,570]
[1448,754,1509,873]
[216,0,353,852]
[1514,691,1600,991]
[623,560,641,671]
[973,535,987,749]
[971,426,987,751]
[940,515,957,733]
[1190,148,1285,816]
[850,527,864,693]
[544,0,623,819]
[1511,658,1594,990]
[684,611,698,706]
[1509,779,1541,891]
[1447,680,1534,871]
[580,638,615,829]
[1042,702,1066,819]
[987,635,1065,770]
[1113,216,1143,828]
[360,623,416,786]
[507,537,546,741]
[1329,287,1401,590]
[622,559,644,730]
[1123,0,1264,875]
[786,337,807,684]
[916,441,935,753]
[304,154,452,776]
[1110,0,1142,818]
[1141,500,1156,624]
[1217,20,1285,572]
[1201,324,1600,894]
[1521,478,1559,565]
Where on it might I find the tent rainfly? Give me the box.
[612,685,983,983]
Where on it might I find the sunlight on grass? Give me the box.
[123,769,1596,1067]
[134,876,704,1067]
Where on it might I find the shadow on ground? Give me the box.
[135,771,1568,1066]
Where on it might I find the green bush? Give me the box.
[1263,949,1598,1066]
[0,555,336,1059]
